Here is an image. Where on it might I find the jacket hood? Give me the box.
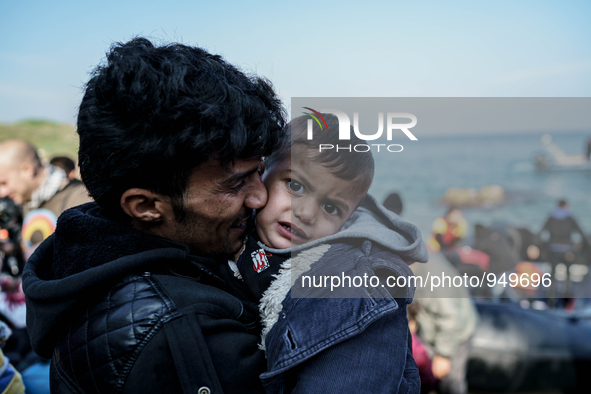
[22,203,197,358]
[263,194,428,264]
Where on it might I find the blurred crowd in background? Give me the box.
[0,139,91,393]
[383,190,591,394]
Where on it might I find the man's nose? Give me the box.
[244,174,267,210]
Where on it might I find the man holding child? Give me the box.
[23,38,427,393]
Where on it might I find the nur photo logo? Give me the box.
[303,108,418,153]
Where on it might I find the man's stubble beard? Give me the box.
[174,207,251,259]
[218,210,253,258]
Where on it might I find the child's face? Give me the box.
[256,144,366,249]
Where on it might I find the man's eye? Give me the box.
[288,180,304,193]
[323,204,339,215]
[230,181,246,193]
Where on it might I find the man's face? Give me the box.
[169,157,267,257]
[256,144,365,249]
[0,163,35,205]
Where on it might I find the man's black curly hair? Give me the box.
[77,37,286,220]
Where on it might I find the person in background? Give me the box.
[426,207,469,275]
[540,199,587,256]
[0,322,25,394]
[540,199,589,302]
[49,156,78,182]
[383,192,404,216]
[0,140,91,217]
[385,194,478,394]
[411,253,479,394]
[426,207,467,253]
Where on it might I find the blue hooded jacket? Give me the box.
[254,195,429,393]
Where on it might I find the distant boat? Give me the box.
[534,134,591,173]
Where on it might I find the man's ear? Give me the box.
[20,162,37,179]
[120,188,171,222]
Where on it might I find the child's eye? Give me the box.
[288,180,304,193]
[323,204,339,215]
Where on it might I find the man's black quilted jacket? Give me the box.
[23,203,266,393]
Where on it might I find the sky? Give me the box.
[1,0,590,125]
